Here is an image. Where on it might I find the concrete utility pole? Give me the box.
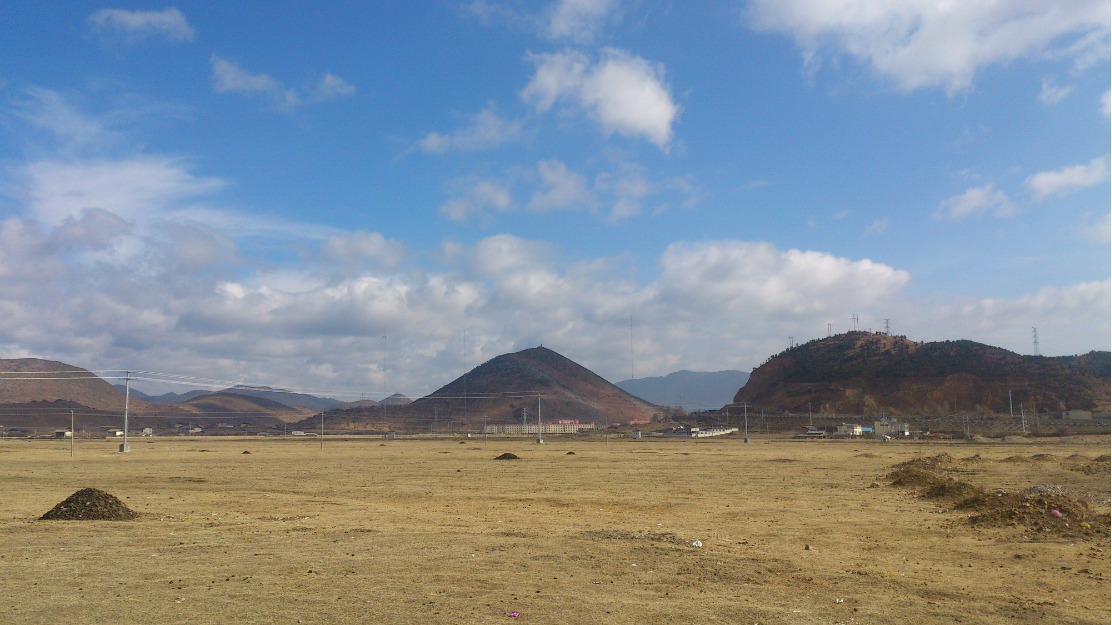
[70,410,74,457]
[320,411,324,449]
[120,371,131,453]
[738,402,751,443]
[536,395,543,444]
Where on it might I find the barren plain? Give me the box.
[0,435,1108,624]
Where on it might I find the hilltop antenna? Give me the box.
[1032,327,1039,356]
[789,336,794,349]
[884,319,890,335]
[851,314,859,332]
[827,323,832,337]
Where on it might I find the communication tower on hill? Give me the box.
[1032,327,1039,356]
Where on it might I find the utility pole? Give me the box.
[827,323,832,337]
[320,411,324,449]
[852,314,859,332]
[808,402,812,427]
[483,416,488,446]
[537,395,543,444]
[1032,327,1039,356]
[120,371,131,453]
[434,408,438,436]
[70,410,74,457]
[738,402,751,443]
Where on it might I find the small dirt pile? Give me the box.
[493,452,520,460]
[40,488,138,521]
[885,457,1107,537]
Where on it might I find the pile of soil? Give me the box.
[40,488,138,521]
[885,458,1109,537]
[493,452,520,460]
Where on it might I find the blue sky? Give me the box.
[0,1,1108,399]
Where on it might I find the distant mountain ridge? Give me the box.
[735,332,1111,415]
[617,370,749,411]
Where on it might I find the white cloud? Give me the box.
[745,0,1111,92]
[1038,78,1073,105]
[935,184,1013,220]
[545,0,620,43]
[313,73,356,102]
[210,56,354,109]
[418,105,523,153]
[89,7,195,43]
[322,231,406,271]
[864,218,889,235]
[1027,155,1110,199]
[16,156,225,228]
[526,160,593,212]
[521,48,680,150]
[1102,90,1111,116]
[439,180,514,222]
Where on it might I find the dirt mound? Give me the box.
[1093,454,1110,463]
[493,453,520,460]
[924,479,983,502]
[1029,454,1057,461]
[40,488,138,521]
[1003,455,1031,463]
[894,453,954,470]
[956,492,1104,536]
[566,451,575,455]
[888,467,947,489]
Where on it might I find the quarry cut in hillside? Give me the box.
[734,332,1111,416]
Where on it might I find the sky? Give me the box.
[0,1,1108,400]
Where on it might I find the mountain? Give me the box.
[218,386,341,411]
[617,370,749,411]
[179,392,309,422]
[115,384,342,411]
[381,393,412,406]
[114,387,210,404]
[0,358,150,412]
[322,346,661,432]
[734,332,1111,415]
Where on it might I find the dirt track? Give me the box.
[0,435,1108,624]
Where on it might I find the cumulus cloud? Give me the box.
[545,0,620,43]
[1027,155,1111,199]
[1102,90,1111,116]
[210,56,354,109]
[521,48,680,150]
[439,180,514,222]
[526,160,593,212]
[322,231,406,271]
[89,7,195,43]
[935,184,1013,220]
[745,0,1111,92]
[418,105,523,153]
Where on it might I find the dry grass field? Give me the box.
[0,435,1108,624]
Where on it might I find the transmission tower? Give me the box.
[1032,327,1039,356]
[851,314,859,331]
[827,323,832,337]
[884,319,890,335]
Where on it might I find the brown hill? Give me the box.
[178,392,311,423]
[734,332,1111,416]
[0,358,151,413]
[320,346,661,432]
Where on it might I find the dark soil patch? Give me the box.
[494,452,520,460]
[923,479,982,502]
[242,451,251,454]
[854,452,879,458]
[1029,454,1057,461]
[40,488,138,521]
[768,458,797,463]
[1003,455,1031,463]
[566,451,575,455]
